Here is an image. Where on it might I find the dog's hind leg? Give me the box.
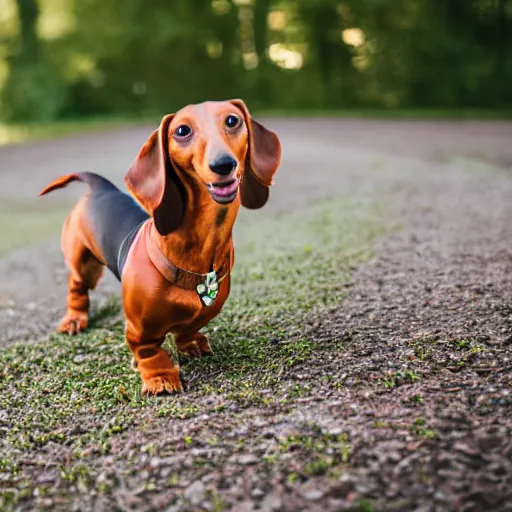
[57,207,104,335]
[58,245,103,335]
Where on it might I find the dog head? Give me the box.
[125,100,281,235]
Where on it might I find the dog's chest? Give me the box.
[163,276,230,331]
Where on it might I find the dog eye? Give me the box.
[225,115,240,129]
[175,125,192,138]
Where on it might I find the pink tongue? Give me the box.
[214,180,238,197]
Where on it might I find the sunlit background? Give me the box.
[0,0,511,140]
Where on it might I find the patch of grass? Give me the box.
[276,429,351,479]
[454,339,471,350]
[0,193,389,489]
[412,417,437,440]
[0,456,18,474]
[381,369,420,389]
[449,339,485,368]
[353,499,376,512]
[411,395,424,405]
[157,403,200,419]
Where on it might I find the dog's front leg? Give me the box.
[175,331,213,358]
[126,322,183,395]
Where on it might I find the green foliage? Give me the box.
[1,62,67,122]
[0,0,510,120]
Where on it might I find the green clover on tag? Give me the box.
[196,271,219,307]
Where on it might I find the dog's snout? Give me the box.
[209,155,237,176]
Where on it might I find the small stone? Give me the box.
[184,481,205,505]
[303,489,324,501]
[36,472,55,484]
[149,457,161,469]
[236,502,255,512]
[260,493,282,510]
[251,488,265,498]
[96,472,107,484]
[201,473,216,483]
[413,506,431,512]
[160,467,172,479]
[238,454,258,465]
[434,490,447,501]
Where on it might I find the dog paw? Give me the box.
[178,334,213,358]
[141,369,183,396]
[57,312,89,335]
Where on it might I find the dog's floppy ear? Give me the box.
[125,114,184,235]
[229,99,281,209]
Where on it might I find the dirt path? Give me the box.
[1,119,510,345]
[1,119,512,511]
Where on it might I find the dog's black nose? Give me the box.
[209,156,237,176]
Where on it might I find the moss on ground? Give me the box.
[0,194,390,506]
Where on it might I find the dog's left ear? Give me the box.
[125,114,184,235]
[229,99,281,209]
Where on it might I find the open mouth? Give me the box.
[207,178,239,204]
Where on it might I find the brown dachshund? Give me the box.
[39,100,281,395]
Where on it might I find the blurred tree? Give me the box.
[0,0,510,122]
[16,0,39,62]
[299,0,356,106]
[0,0,66,121]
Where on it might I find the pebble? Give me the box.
[260,493,282,510]
[238,454,258,465]
[184,481,205,505]
[303,489,324,501]
[149,457,161,469]
[236,501,255,512]
[36,472,55,484]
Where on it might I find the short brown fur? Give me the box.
[40,100,281,395]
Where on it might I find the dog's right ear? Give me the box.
[125,114,184,235]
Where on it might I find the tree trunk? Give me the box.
[15,0,40,63]
[253,0,271,63]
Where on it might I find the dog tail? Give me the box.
[39,172,118,196]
